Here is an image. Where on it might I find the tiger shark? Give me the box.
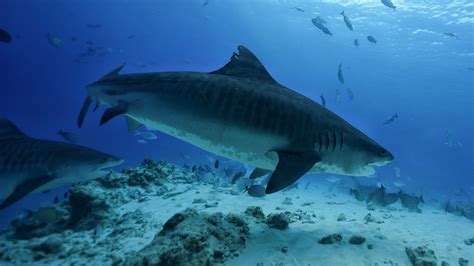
[0,119,123,209]
[78,45,393,194]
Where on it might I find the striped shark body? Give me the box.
[78,45,393,193]
[0,119,123,209]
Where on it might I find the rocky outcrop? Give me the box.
[126,208,249,265]
[318,234,342,244]
[405,246,437,266]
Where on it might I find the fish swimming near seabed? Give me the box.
[0,119,123,209]
[78,45,393,194]
[354,38,359,47]
[134,130,157,140]
[340,11,353,31]
[398,190,424,212]
[350,177,379,202]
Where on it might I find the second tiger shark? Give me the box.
[78,45,393,193]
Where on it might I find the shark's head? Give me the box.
[339,127,394,176]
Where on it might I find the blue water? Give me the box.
[1,0,473,228]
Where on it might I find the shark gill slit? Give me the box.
[332,131,337,151]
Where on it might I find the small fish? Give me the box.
[294,7,305,12]
[340,11,353,31]
[134,130,158,140]
[127,34,135,39]
[467,67,474,72]
[337,63,344,84]
[383,113,398,125]
[320,94,326,107]
[214,159,220,169]
[346,88,354,100]
[231,171,245,185]
[393,181,405,188]
[202,0,209,6]
[311,17,333,36]
[86,23,102,29]
[394,167,400,177]
[381,0,397,11]
[46,33,63,48]
[367,35,377,44]
[71,37,77,42]
[137,139,148,144]
[326,176,341,183]
[246,184,266,198]
[29,207,63,224]
[354,38,359,47]
[444,32,459,40]
[58,130,79,143]
[335,88,341,105]
[0,28,12,43]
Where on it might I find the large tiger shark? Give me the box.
[78,45,393,193]
[0,119,123,209]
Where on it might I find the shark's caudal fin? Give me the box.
[209,45,279,85]
[0,119,28,139]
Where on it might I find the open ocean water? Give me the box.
[0,1,473,265]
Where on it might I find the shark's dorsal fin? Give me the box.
[210,46,278,85]
[99,64,126,81]
[0,119,27,139]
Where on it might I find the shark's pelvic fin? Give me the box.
[0,175,55,209]
[265,150,320,194]
[209,45,279,85]
[77,96,93,128]
[249,167,272,180]
[100,103,128,126]
[0,118,27,139]
[99,63,126,81]
[126,116,142,132]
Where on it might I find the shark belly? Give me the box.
[127,94,287,169]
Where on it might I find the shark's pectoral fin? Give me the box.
[77,96,93,128]
[126,116,142,132]
[265,150,320,194]
[100,103,127,126]
[0,175,55,209]
[249,168,272,180]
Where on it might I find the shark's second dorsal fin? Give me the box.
[99,64,126,81]
[210,46,278,85]
[0,119,27,139]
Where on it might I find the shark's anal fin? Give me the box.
[249,168,272,180]
[266,150,320,194]
[100,103,127,126]
[126,116,142,132]
[0,175,55,209]
[77,96,93,128]
[209,45,279,85]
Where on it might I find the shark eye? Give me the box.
[380,149,387,157]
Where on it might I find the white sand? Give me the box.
[124,182,473,265]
